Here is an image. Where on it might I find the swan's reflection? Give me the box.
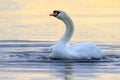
[50,61,73,80]
[49,60,109,80]
[64,63,73,80]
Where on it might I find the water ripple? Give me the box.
[0,40,120,80]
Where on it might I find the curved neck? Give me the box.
[57,16,74,44]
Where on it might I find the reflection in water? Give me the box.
[0,72,52,80]
[49,56,120,80]
[64,64,73,80]
[52,63,73,80]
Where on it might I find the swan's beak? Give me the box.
[49,12,57,17]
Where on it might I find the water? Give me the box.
[0,0,120,80]
[0,0,120,41]
[0,40,120,80]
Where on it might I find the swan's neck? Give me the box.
[57,16,74,44]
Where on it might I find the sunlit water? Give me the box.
[0,40,120,80]
[0,0,120,80]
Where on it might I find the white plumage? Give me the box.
[49,10,104,59]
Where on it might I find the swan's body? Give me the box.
[49,10,104,59]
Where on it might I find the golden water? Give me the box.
[0,0,120,42]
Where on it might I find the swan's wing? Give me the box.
[69,42,104,59]
[70,42,95,51]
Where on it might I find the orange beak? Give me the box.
[49,12,57,17]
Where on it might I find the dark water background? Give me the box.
[0,40,120,80]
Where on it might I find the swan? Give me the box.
[49,10,104,59]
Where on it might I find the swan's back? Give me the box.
[69,42,104,59]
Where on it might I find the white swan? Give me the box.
[49,10,104,59]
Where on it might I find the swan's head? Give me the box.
[50,10,68,20]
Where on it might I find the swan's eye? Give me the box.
[53,11,61,16]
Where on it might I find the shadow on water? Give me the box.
[0,40,120,80]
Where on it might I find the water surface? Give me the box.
[0,0,120,41]
[0,40,120,80]
[0,0,120,80]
